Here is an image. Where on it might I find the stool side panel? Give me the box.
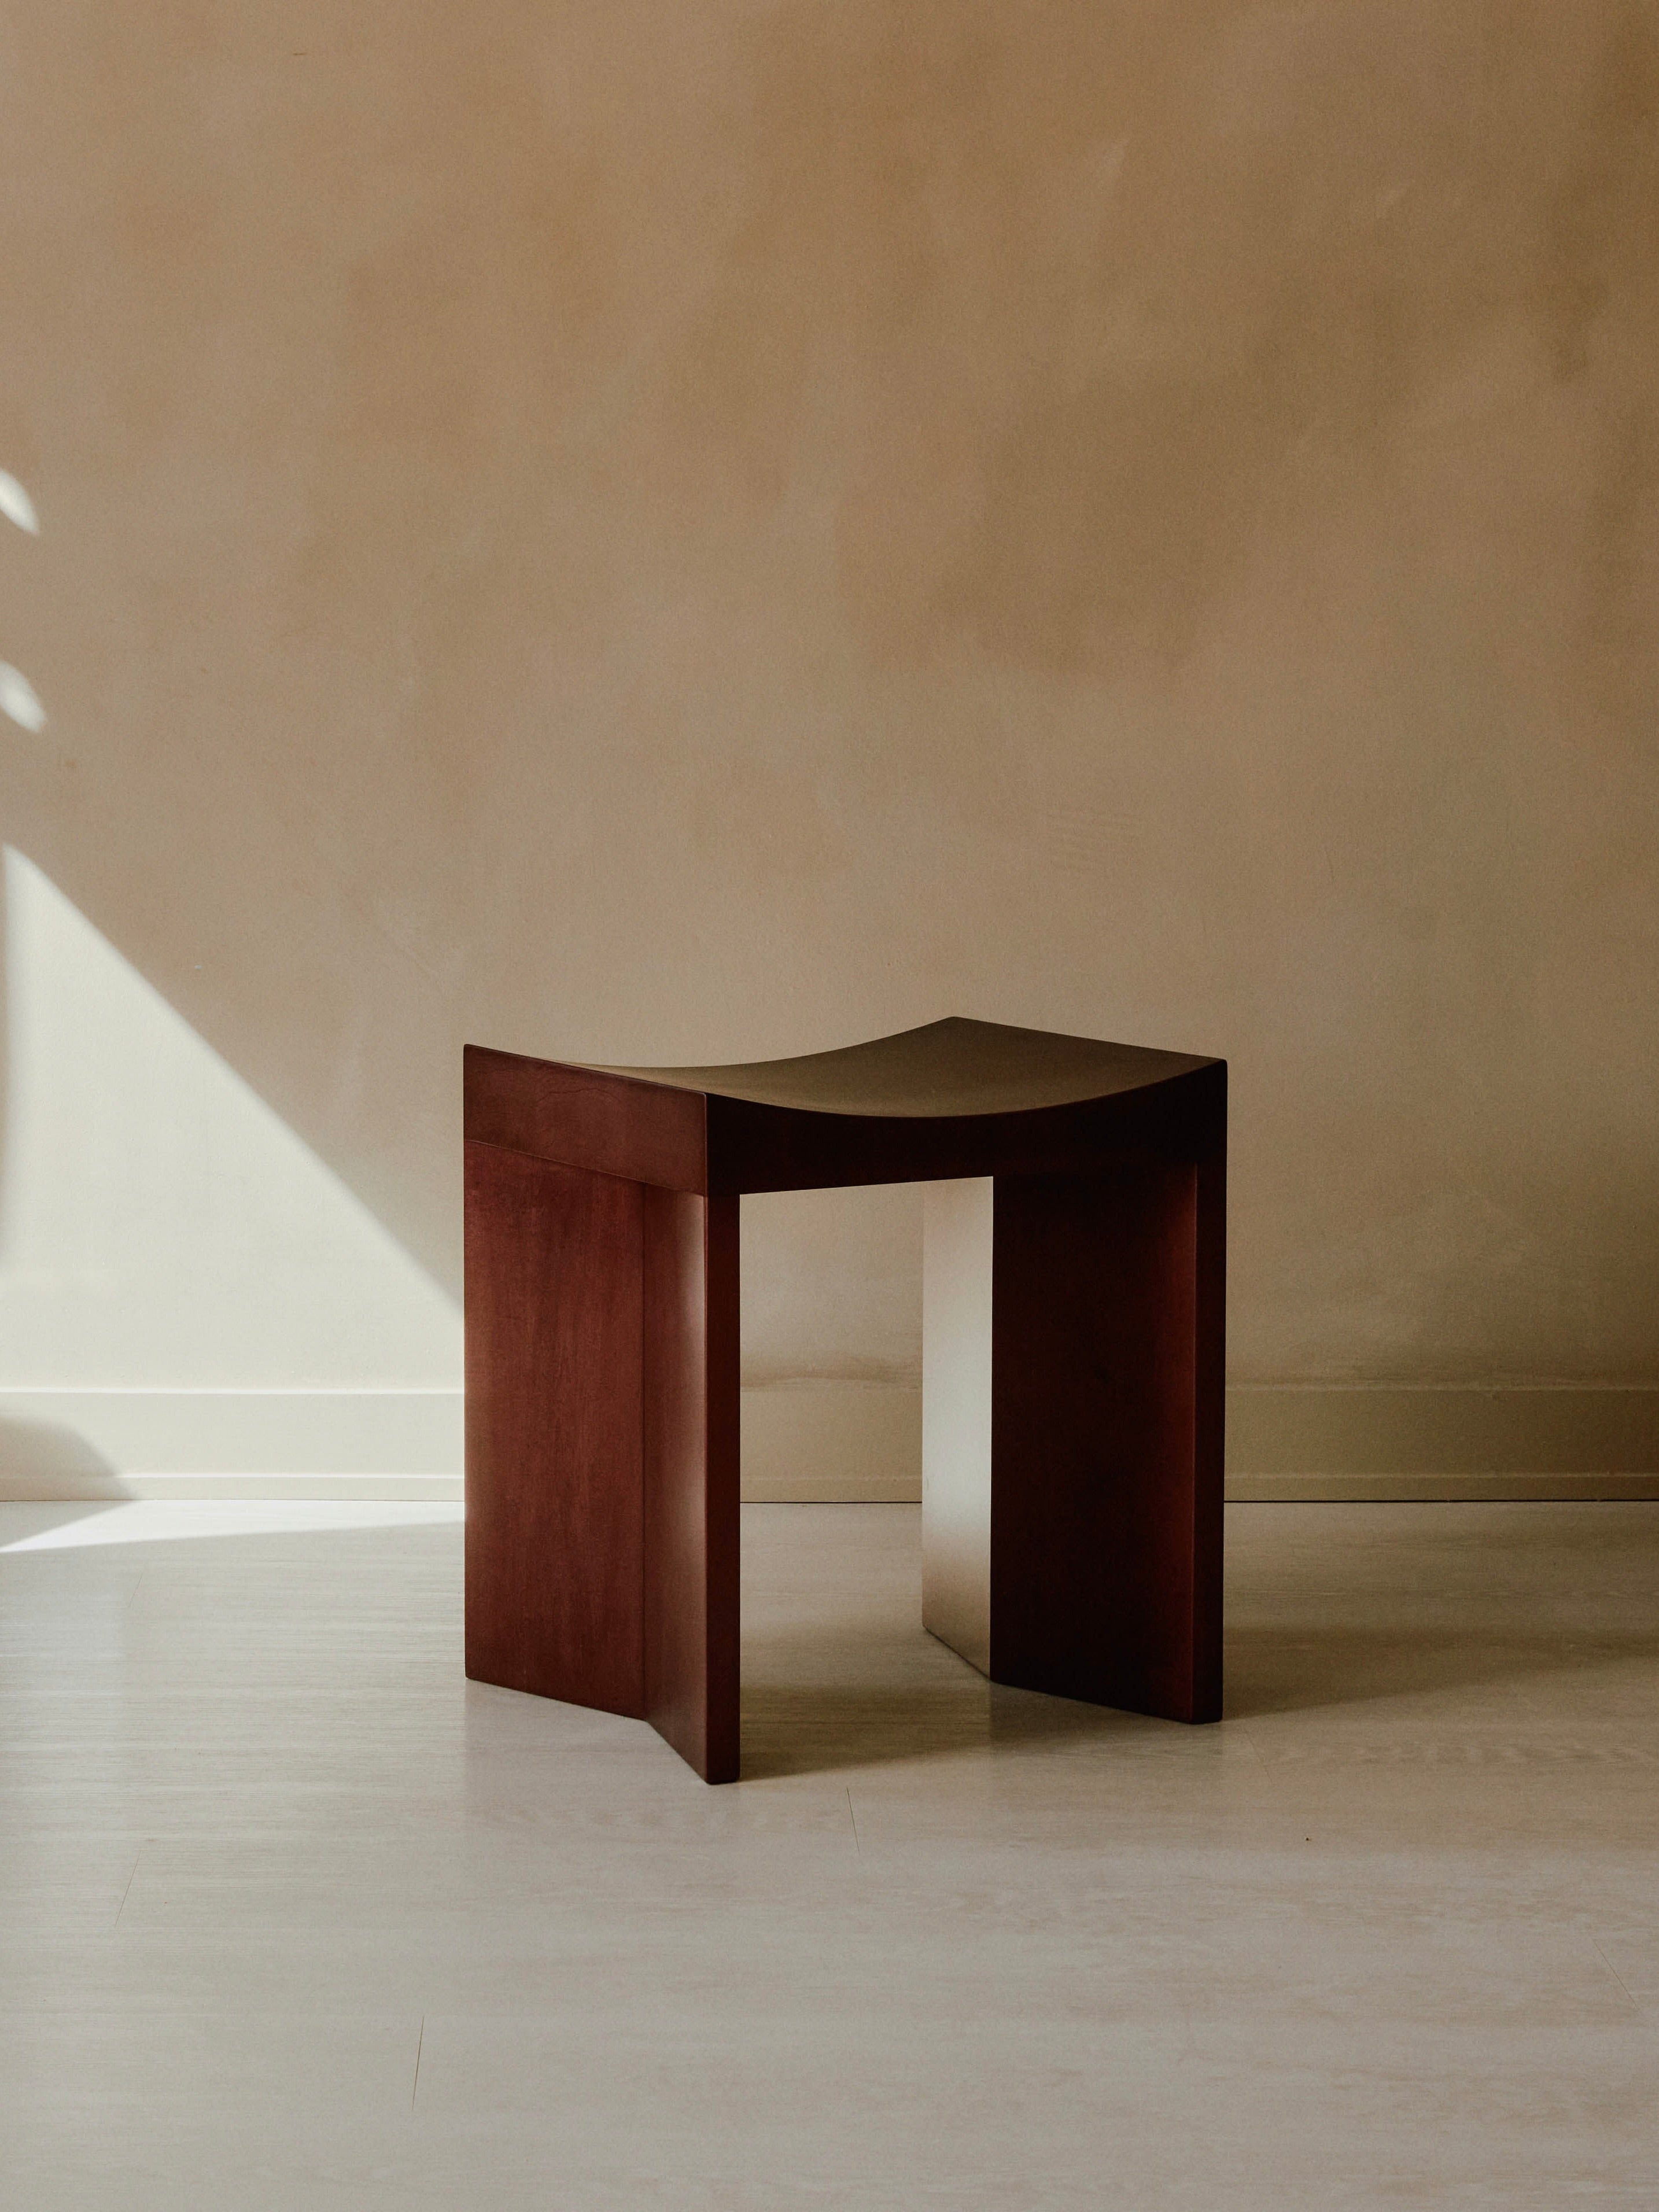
[643,1189,741,1783]
[466,1045,708,1192]
[707,1064,1225,1195]
[464,1140,647,1717]
[1189,1089,1227,1717]
[987,1135,1222,1722]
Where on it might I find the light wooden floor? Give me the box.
[1,1499,1655,2209]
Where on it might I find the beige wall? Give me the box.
[1,5,1656,1474]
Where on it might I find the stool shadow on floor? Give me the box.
[738,1623,1659,1776]
[1222,1501,1659,1722]
[739,1627,1207,1780]
[1219,1623,1658,1721]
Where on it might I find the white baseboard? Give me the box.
[0,1389,464,1500]
[1,1381,1654,1503]
[740,1381,922,1502]
[73,1472,468,1501]
[1225,1384,1659,1479]
[1227,1471,1659,1502]
[736,1382,1659,1503]
[1223,1388,1659,1500]
[0,1382,918,1503]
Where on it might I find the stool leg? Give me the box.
[464,1141,648,1719]
[643,1186,740,1782]
[989,1156,1224,1722]
[464,1144,740,1780]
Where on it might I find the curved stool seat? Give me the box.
[463,1017,1226,1780]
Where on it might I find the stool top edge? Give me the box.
[576,1015,1219,1120]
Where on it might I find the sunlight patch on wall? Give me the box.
[0,667,46,731]
[0,471,40,534]
[0,846,460,1393]
[0,465,46,729]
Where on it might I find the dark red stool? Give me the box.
[463,1017,1226,1780]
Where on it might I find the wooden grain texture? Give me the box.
[988,1151,1223,1722]
[643,1189,741,1781]
[463,1141,646,1716]
[464,1045,708,1192]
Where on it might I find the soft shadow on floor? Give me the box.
[1222,1500,1659,1722]
[739,1676,1192,1779]
[740,1501,1659,1776]
[1221,1623,1659,1721]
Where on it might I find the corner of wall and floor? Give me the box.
[2,1378,1655,1506]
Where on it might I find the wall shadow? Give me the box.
[0,1414,130,1503]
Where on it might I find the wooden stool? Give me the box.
[463,1017,1226,1780]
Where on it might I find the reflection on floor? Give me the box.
[1,1500,1654,2209]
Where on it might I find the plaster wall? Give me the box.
[0,3,1655,1481]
